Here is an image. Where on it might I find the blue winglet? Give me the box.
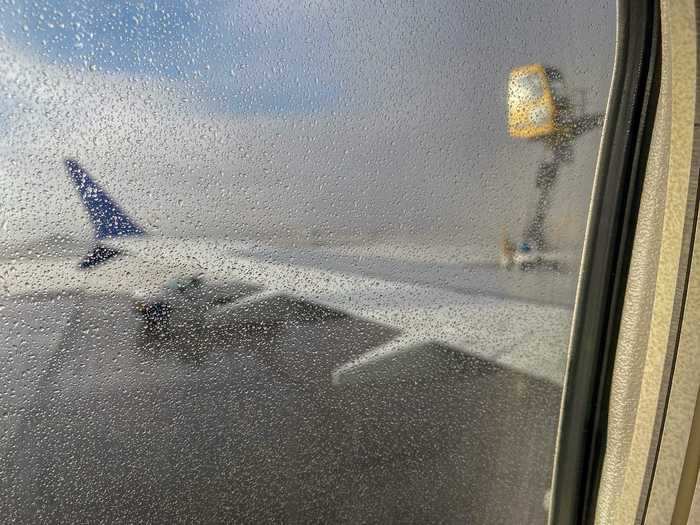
[65,159,144,240]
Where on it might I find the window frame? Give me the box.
[549,1,661,523]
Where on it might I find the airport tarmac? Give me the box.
[227,242,579,308]
[0,291,561,523]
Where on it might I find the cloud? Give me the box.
[0,1,615,253]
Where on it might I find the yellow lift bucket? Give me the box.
[507,64,557,139]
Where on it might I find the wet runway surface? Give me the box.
[0,294,561,523]
[233,244,579,307]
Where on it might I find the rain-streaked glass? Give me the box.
[511,73,546,103]
[0,1,615,523]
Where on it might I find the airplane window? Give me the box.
[0,1,616,522]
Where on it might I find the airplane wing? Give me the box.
[0,160,573,387]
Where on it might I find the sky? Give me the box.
[0,0,616,253]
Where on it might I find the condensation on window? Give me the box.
[510,72,545,103]
[0,1,615,523]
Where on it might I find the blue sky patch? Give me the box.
[1,0,339,114]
